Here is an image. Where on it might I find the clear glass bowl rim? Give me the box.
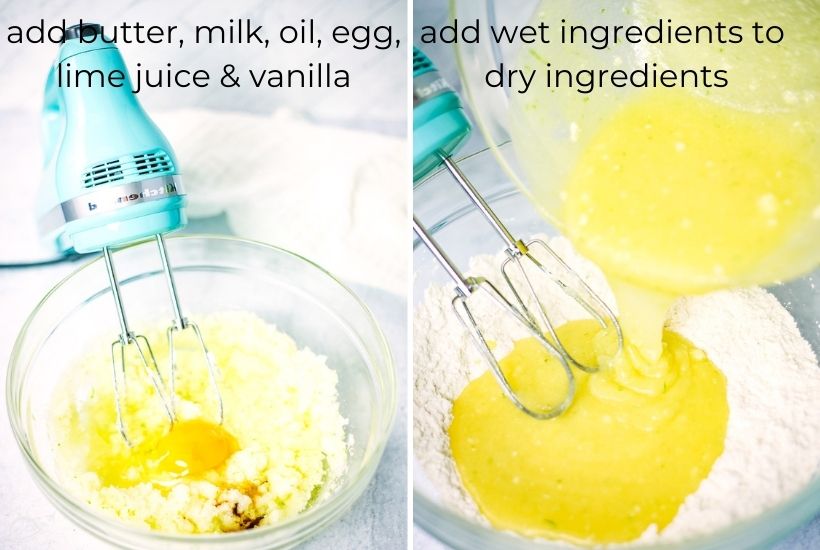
[6,234,398,547]
[412,159,820,550]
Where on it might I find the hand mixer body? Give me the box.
[412,47,471,183]
[35,24,221,445]
[37,27,185,255]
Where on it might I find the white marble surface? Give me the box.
[0,215,408,550]
[411,1,820,549]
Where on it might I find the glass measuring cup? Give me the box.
[451,0,820,294]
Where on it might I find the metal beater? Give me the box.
[37,23,223,444]
[414,217,576,418]
[413,46,623,417]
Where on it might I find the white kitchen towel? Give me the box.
[0,109,59,264]
[0,107,406,295]
[156,108,407,295]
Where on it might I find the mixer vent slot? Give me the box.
[413,48,433,73]
[83,150,174,187]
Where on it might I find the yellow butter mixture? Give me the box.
[49,311,349,533]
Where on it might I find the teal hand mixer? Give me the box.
[36,23,222,444]
[412,46,623,418]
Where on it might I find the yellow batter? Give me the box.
[451,1,818,543]
[450,321,728,544]
[50,311,349,533]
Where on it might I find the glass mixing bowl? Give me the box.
[413,146,820,549]
[7,235,396,549]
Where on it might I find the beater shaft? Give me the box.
[413,217,575,419]
[155,234,187,329]
[103,247,132,341]
[438,154,623,373]
[440,156,519,250]
[412,217,472,296]
[102,239,225,445]
[155,234,224,425]
[103,246,174,445]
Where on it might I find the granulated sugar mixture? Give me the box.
[413,235,820,544]
[50,312,350,534]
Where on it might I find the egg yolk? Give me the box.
[153,419,239,478]
[93,418,238,487]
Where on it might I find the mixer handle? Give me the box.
[41,63,63,168]
[42,23,109,169]
[412,46,472,183]
[41,23,105,168]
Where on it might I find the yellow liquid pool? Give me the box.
[450,320,728,544]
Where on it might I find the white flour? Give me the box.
[413,235,820,544]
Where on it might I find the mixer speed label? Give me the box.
[413,71,454,106]
[38,176,185,233]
